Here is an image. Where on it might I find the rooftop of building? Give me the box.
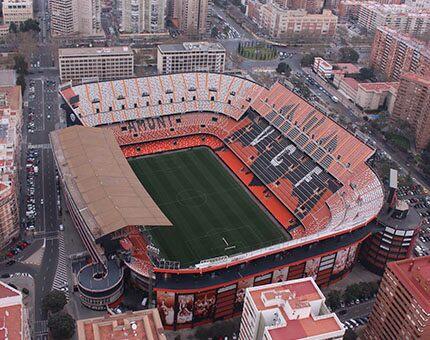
[342,77,360,91]
[333,63,360,75]
[77,308,166,340]
[0,281,23,340]
[377,201,421,230]
[247,278,344,340]
[0,70,16,87]
[358,81,399,93]
[157,42,226,53]
[401,72,430,86]
[362,2,430,15]
[59,46,132,57]
[388,256,430,313]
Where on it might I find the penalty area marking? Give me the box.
[222,237,236,251]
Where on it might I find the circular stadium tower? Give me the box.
[360,170,421,275]
[77,260,124,310]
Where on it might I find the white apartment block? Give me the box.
[59,46,134,83]
[121,0,166,33]
[49,0,102,37]
[358,3,430,35]
[239,278,345,340]
[405,0,430,9]
[2,0,33,25]
[157,42,226,74]
[313,57,333,79]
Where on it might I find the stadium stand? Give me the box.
[60,72,384,243]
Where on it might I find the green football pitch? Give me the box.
[129,147,290,267]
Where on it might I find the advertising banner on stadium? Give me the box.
[157,291,175,326]
[194,291,217,321]
[272,267,289,283]
[305,257,321,279]
[234,277,254,311]
[177,294,194,324]
[333,248,349,274]
[346,244,358,268]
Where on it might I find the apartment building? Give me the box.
[171,0,209,36]
[365,256,430,339]
[0,85,22,250]
[405,0,430,9]
[238,278,345,340]
[0,281,31,340]
[49,0,102,37]
[121,0,166,34]
[255,5,338,39]
[370,27,430,81]
[59,46,134,83]
[2,0,33,25]
[358,3,430,35]
[157,42,226,74]
[356,82,398,112]
[313,57,333,79]
[392,73,430,150]
[272,0,325,14]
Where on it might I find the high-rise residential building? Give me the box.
[59,46,134,83]
[157,42,226,74]
[370,27,430,81]
[273,0,325,14]
[2,0,33,25]
[49,0,102,37]
[0,281,31,340]
[121,0,166,34]
[0,85,22,250]
[365,256,430,339]
[171,0,209,36]
[358,3,430,35]
[392,73,430,150]
[238,278,345,340]
[405,0,430,9]
[76,308,167,339]
[250,4,338,39]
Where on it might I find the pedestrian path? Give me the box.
[51,233,69,300]
[22,247,45,266]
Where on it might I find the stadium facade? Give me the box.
[53,72,385,329]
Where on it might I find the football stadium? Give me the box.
[51,72,385,328]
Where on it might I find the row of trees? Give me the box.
[42,290,76,339]
[14,54,28,94]
[9,19,40,34]
[326,281,380,311]
[237,41,277,60]
[300,47,360,68]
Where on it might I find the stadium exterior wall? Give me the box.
[148,239,364,330]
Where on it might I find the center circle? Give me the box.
[177,189,207,207]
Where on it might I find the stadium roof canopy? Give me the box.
[50,126,172,239]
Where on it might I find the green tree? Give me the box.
[339,47,359,63]
[211,26,219,38]
[13,54,28,75]
[21,287,29,295]
[276,62,291,76]
[343,329,358,340]
[48,312,76,340]
[19,19,41,32]
[16,74,26,95]
[42,290,68,313]
[358,67,374,80]
[326,290,342,310]
[301,53,317,67]
[9,22,18,34]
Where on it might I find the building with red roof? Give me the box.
[76,308,166,340]
[365,256,430,339]
[0,281,30,340]
[239,278,345,340]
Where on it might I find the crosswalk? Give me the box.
[51,233,69,300]
[28,143,51,149]
[34,320,48,339]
